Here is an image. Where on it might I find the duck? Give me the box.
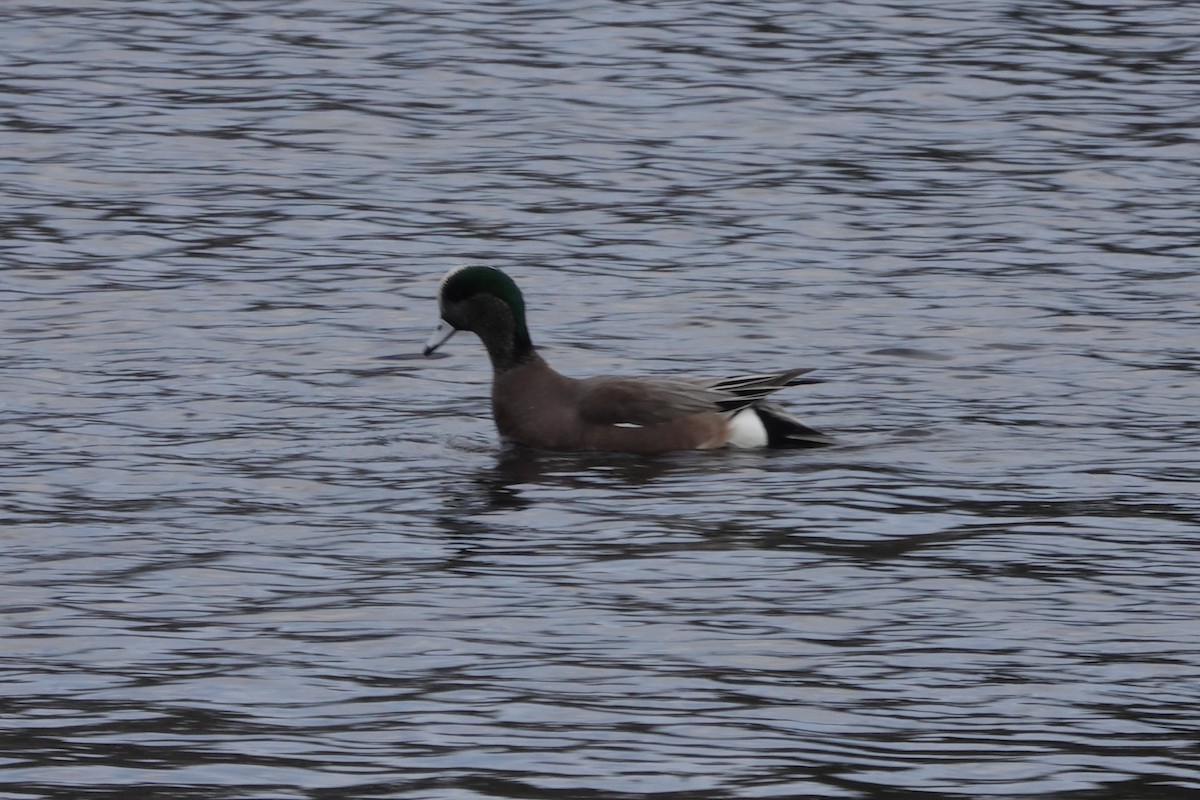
[423,265,832,452]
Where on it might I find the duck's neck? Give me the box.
[482,324,537,374]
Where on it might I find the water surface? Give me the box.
[3,1,1200,798]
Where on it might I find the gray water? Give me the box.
[3,1,1200,798]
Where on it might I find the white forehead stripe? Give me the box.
[439,264,480,292]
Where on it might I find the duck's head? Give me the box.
[423,266,534,368]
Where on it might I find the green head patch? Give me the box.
[438,265,533,357]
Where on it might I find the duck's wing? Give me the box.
[576,368,821,426]
[700,368,823,408]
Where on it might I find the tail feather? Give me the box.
[755,404,835,448]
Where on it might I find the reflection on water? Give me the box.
[3,0,1200,798]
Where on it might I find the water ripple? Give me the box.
[4,0,1200,798]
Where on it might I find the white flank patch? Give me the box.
[726,408,768,448]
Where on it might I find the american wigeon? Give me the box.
[424,265,832,452]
